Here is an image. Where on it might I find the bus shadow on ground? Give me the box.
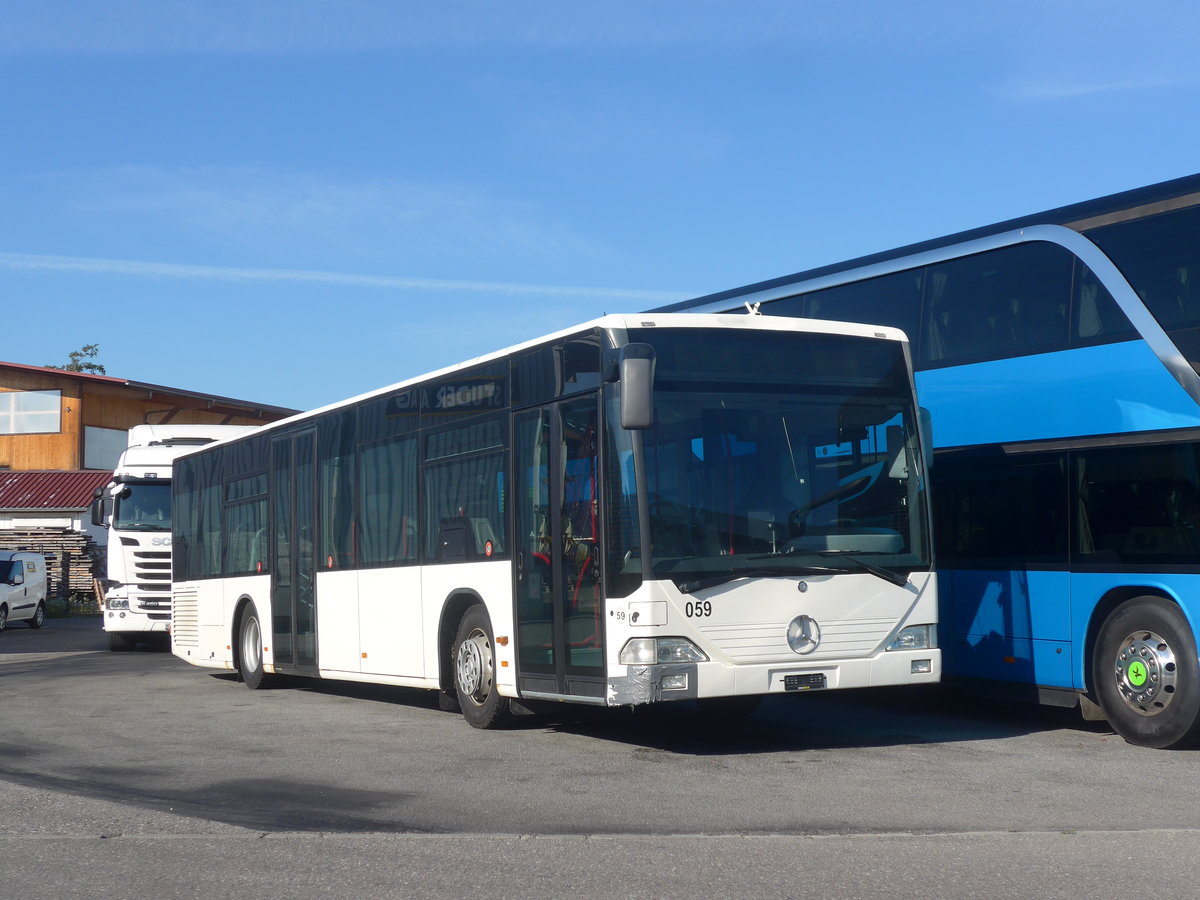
[287,676,1112,755]
[530,686,1111,755]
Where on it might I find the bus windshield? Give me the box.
[113,481,172,531]
[629,327,930,585]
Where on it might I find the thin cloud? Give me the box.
[992,76,1183,102]
[0,250,691,303]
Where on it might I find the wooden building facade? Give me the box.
[0,361,298,472]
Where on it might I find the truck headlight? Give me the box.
[886,625,931,651]
[619,637,708,665]
[107,599,130,610]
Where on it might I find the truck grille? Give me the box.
[133,551,172,593]
[172,588,199,647]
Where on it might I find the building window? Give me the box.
[0,390,61,434]
[84,426,126,469]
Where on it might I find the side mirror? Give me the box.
[90,487,108,527]
[620,343,656,430]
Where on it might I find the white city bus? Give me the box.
[171,313,939,727]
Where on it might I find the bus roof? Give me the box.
[654,171,1200,315]
[184,311,912,453]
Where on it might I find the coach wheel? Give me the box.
[27,602,45,629]
[453,605,509,729]
[1093,597,1200,750]
[238,604,272,690]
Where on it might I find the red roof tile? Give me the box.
[0,470,113,511]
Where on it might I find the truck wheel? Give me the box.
[27,602,45,629]
[1093,597,1200,750]
[453,605,510,729]
[109,632,134,651]
[238,603,272,690]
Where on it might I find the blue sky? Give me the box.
[3,1,1199,410]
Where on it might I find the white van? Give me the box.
[0,551,48,632]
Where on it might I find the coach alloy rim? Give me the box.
[1113,628,1178,716]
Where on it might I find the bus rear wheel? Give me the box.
[238,603,272,690]
[453,606,510,729]
[1093,597,1200,750]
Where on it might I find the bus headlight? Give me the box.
[619,637,708,666]
[886,625,930,651]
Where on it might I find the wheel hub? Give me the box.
[457,631,488,700]
[1113,629,1178,716]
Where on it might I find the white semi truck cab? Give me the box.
[92,424,259,651]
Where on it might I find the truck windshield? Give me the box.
[626,327,930,586]
[113,482,172,531]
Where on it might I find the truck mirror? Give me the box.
[620,343,656,430]
[90,491,107,528]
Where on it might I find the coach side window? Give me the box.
[799,270,924,350]
[921,242,1073,368]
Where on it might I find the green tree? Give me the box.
[47,343,107,375]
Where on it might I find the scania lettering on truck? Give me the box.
[92,425,258,651]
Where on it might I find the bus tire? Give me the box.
[27,602,45,629]
[1093,597,1200,750]
[109,631,134,651]
[452,605,510,729]
[238,603,272,690]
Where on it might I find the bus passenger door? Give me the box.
[513,397,605,701]
[270,429,318,673]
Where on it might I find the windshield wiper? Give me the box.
[678,565,848,594]
[813,551,908,587]
[746,550,909,587]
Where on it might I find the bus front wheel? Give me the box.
[1093,597,1200,750]
[453,606,510,729]
[238,603,272,690]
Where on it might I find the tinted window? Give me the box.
[1074,443,1200,565]
[921,242,1072,367]
[422,363,507,425]
[801,269,924,348]
[1071,257,1137,347]
[319,409,357,568]
[933,449,1068,565]
[626,328,910,391]
[358,436,419,566]
[1086,205,1200,363]
[425,451,506,560]
[358,390,418,444]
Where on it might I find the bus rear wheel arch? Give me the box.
[1092,596,1200,750]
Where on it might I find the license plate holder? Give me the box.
[784,673,826,692]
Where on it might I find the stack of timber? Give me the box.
[0,527,104,602]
